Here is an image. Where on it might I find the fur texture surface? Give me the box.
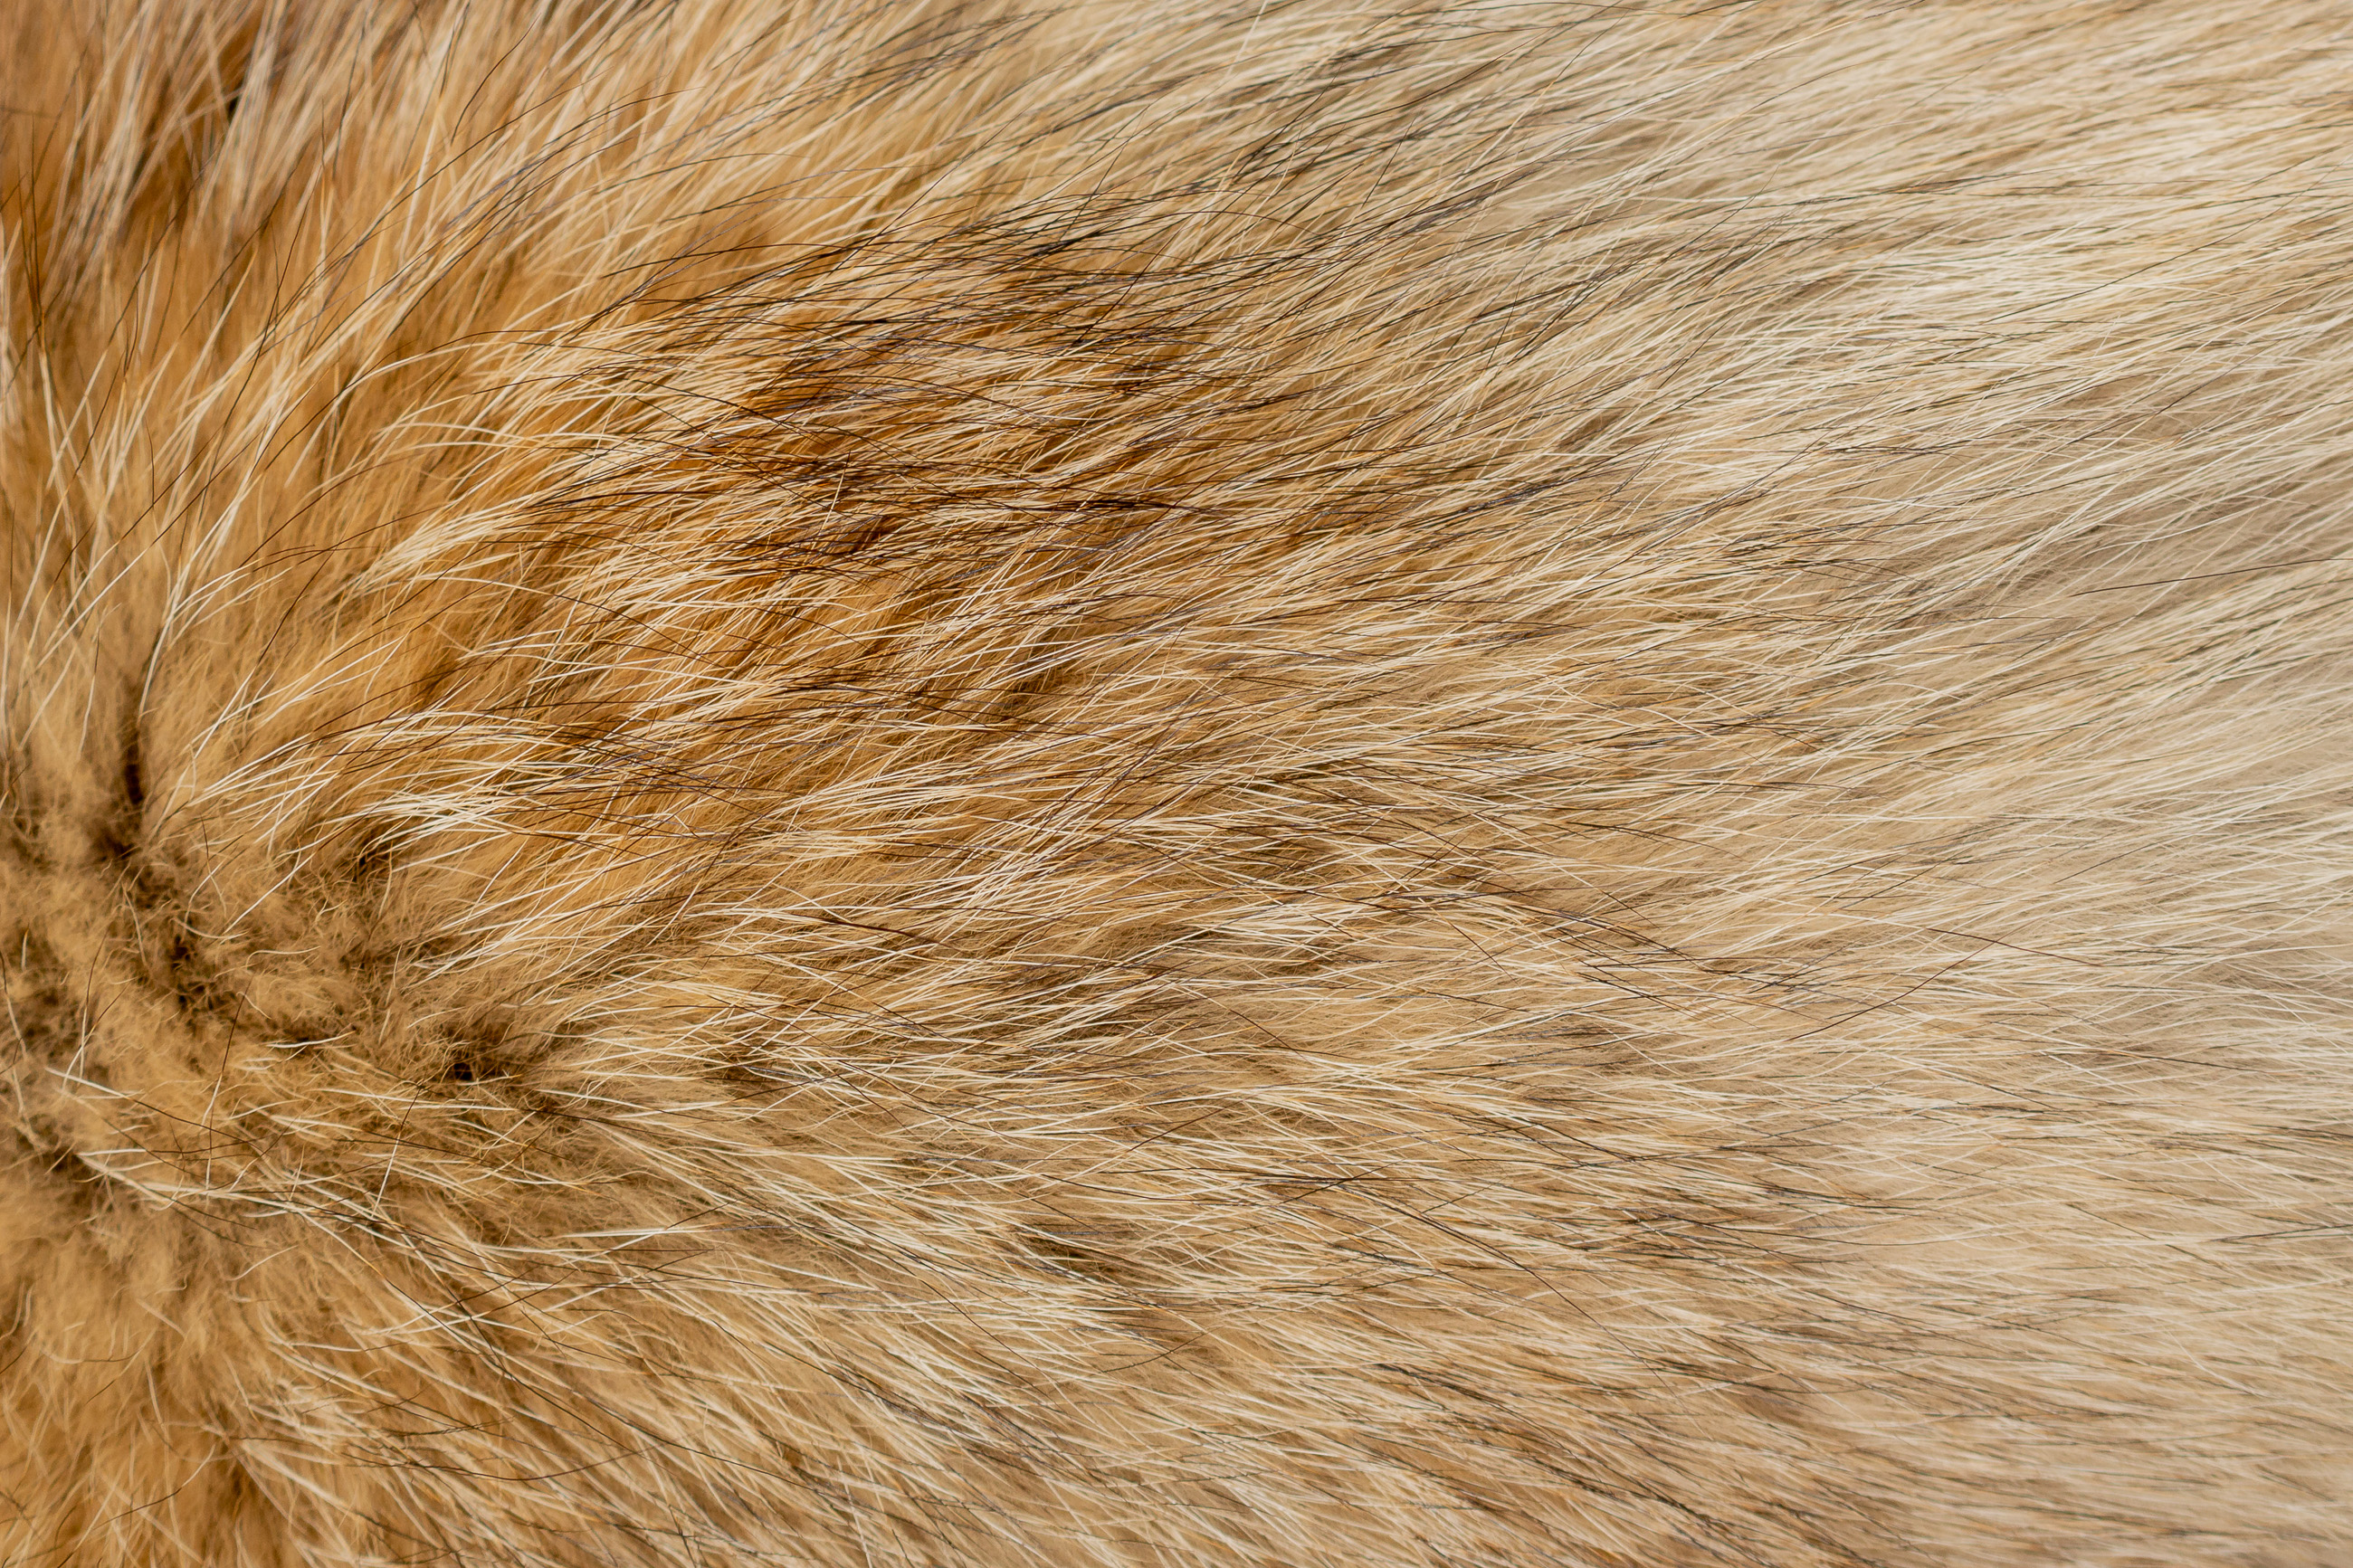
[4,2,2351,1563]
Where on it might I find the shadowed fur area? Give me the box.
[3,1,2350,1563]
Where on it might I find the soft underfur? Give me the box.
[2,1,2349,1563]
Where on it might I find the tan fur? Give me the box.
[3,2,2349,1563]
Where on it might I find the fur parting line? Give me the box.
[3,1,2350,1563]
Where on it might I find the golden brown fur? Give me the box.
[4,1,2350,1563]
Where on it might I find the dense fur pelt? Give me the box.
[4,2,2351,1564]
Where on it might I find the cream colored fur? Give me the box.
[3,2,2349,1563]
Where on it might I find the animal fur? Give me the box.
[3,1,2349,1563]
